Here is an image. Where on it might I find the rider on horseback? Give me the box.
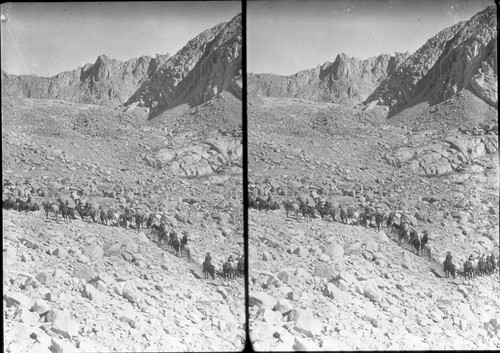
[445,251,452,262]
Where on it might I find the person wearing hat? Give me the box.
[445,251,452,262]
[205,252,212,264]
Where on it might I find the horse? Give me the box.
[76,202,97,223]
[315,203,329,220]
[56,198,71,221]
[106,209,120,226]
[24,197,35,213]
[13,198,27,212]
[223,259,236,280]
[181,243,191,262]
[42,201,59,221]
[463,260,475,280]
[146,212,156,229]
[329,205,339,222]
[180,233,188,253]
[419,233,431,259]
[282,200,300,220]
[118,213,133,228]
[157,223,169,246]
[443,259,456,279]
[486,255,496,274]
[254,196,266,211]
[59,202,75,223]
[386,212,396,229]
[99,207,107,224]
[476,257,487,276]
[346,208,357,225]
[398,222,410,246]
[203,260,215,280]
[236,256,244,278]
[422,243,432,261]
[339,207,347,224]
[267,201,280,210]
[3,195,16,210]
[408,228,421,255]
[301,204,315,222]
[296,198,315,222]
[358,212,369,227]
[374,212,384,232]
[170,238,180,256]
[168,229,178,245]
[249,194,261,210]
[134,212,146,231]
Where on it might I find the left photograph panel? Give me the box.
[2,2,244,352]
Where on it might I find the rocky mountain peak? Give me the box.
[249,6,496,113]
[125,13,242,115]
[367,5,497,112]
[2,14,242,113]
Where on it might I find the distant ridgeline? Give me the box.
[248,6,497,112]
[1,13,242,115]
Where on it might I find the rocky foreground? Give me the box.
[2,90,245,352]
[3,209,245,352]
[248,208,500,351]
[247,87,499,351]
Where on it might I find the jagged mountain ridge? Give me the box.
[249,6,497,111]
[1,13,242,112]
[248,52,409,104]
[1,54,169,106]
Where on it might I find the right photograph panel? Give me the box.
[247,0,499,351]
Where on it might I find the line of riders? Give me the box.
[254,193,500,280]
[251,193,406,231]
[250,194,386,229]
[443,251,498,280]
[148,214,244,283]
[251,194,436,259]
[202,252,244,281]
[3,194,41,212]
[4,193,245,281]
[4,194,158,230]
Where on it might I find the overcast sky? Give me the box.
[248,0,495,75]
[1,2,241,77]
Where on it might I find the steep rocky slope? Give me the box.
[3,209,245,352]
[365,21,467,110]
[247,93,499,350]
[248,52,408,104]
[249,210,500,351]
[2,94,244,352]
[161,13,242,110]
[125,13,242,115]
[369,5,497,112]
